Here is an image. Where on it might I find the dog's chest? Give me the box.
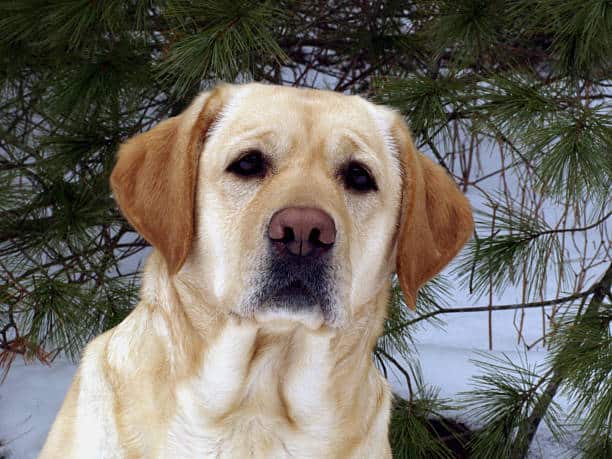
[160,329,340,458]
[162,410,314,458]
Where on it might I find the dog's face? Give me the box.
[189,85,404,329]
[110,83,473,331]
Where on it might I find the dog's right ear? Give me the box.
[110,89,225,274]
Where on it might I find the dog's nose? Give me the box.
[268,207,336,257]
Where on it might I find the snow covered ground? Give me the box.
[1,359,77,459]
[411,309,580,459]
[0,301,580,459]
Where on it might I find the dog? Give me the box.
[40,83,473,458]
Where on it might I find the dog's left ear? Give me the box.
[110,88,225,274]
[391,115,474,309]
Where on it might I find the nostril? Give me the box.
[308,228,333,248]
[309,228,320,243]
[282,227,295,243]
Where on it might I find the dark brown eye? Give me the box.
[343,161,377,192]
[227,150,267,178]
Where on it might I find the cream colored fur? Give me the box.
[40,83,473,458]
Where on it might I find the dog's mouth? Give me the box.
[248,255,336,329]
[272,280,313,302]
[262,277,327,312]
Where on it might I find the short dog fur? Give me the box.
[41,83,473,458]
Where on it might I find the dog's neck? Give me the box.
[101,255,392,456]
[122,254,391,454]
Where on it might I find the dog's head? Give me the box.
[111,83,473,330]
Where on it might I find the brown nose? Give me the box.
[268,207,336,257]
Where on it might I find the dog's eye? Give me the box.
[227,150,267,178]
[343,162,378,192]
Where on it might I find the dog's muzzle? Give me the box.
[250,207,337,322]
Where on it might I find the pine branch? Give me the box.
[520,210,611,239]
[510,262,612,459]
[376,346,414,402]
[387,289,596,334]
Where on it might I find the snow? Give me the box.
[0,305,580,458]
[0,360,76,459]
[412,309,581,459]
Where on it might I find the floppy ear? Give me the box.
[391,116,474,309]
[110,89,224,274]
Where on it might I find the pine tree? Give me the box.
[1,1,610,457]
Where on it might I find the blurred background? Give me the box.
[0,1,610,458]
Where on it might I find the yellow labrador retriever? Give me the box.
[41,83,472,458]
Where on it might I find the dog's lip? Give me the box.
[273,280,311,297]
